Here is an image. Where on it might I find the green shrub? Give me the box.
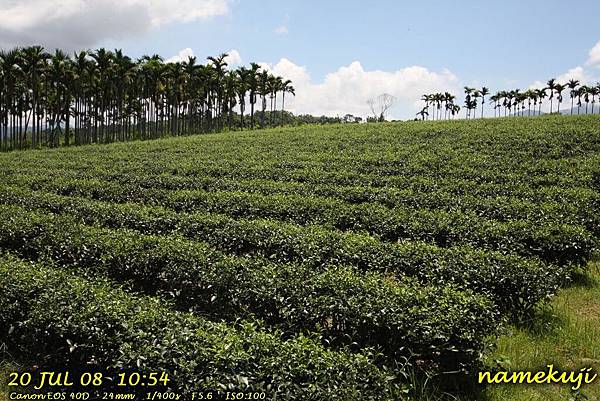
[0,205,497,372]
[0,255,403,399]
[0,199,558,315]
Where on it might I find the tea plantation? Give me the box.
[1,115,599,400]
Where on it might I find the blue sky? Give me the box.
[115,1,600,85]
[2,0,600,118]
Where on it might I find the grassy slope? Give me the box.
[482,261,600,401]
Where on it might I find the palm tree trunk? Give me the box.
[281,92,286,125]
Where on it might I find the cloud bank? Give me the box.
[260,58,460,119]
[0,0,230,50]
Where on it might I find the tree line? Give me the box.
[419,79,600,120]
[0,46,295,151]
[417,92,462,120]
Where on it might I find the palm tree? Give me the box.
[490,93,500,118]
[535,88,547,116]
[567,79,580,115]
[500,91,510,117]
[248,62,261,129]
[582,85,591,114]
[480,87,489,118]
[223,70,238,130]
[555,83,566,115]
[472,90,480,118]
[281,79,295,124]
[421,94,432,120]
[443,93,455,120]
[575,87,584,115]
[236,66,250,129]
[258,69,269,128]
[1,48,24,149]
[444,93,455,120]
[510,89,521,116]
[269,75,282,126]
[451,104,460,119]
[546,78,557,114]
[532,90,540,116]
[432,93,443,120]
[523,90,534,116]
[464,98,477,119]
[464,87,474,119]
[20,45,49,147]
[207,53,228,130]
[591,84,599,115]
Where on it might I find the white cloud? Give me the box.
[530,66,596,91]
[166,47,195,63]
[587,40,600,67]
[557,66,592,84]
[167,47,240,67]
[275,26,288,35]
[225,49,242,67]
[0,0,230,49]
[528,80,545,90]
[259,59,460,120]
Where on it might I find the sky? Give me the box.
[1,0,600,119]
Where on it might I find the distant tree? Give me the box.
[567,79,580,115]
[582,85,591,114]
[464,99,477,119]
[591,84,599,114]
[555,83,566,114]
[535,88,547,115]
[480,87,489,118]
[510,89,521,116]
[443,92,455,120]
[416,107,428,121]
[451,104,461,119]
[420,94,432,120]
[546,78,557,114]
[343,114,362,123]
[490,93,500,117]
[280,79,295,123]
[523,90,534,116]
[575,86,584,115]
[367,93,397,121]
[248,62,261,128]
[463,87,475,119]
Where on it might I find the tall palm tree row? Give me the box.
[417,92,460,121]
[0,46,295,151]
[420,79,600,121]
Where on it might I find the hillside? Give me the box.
[1,115,599,400]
